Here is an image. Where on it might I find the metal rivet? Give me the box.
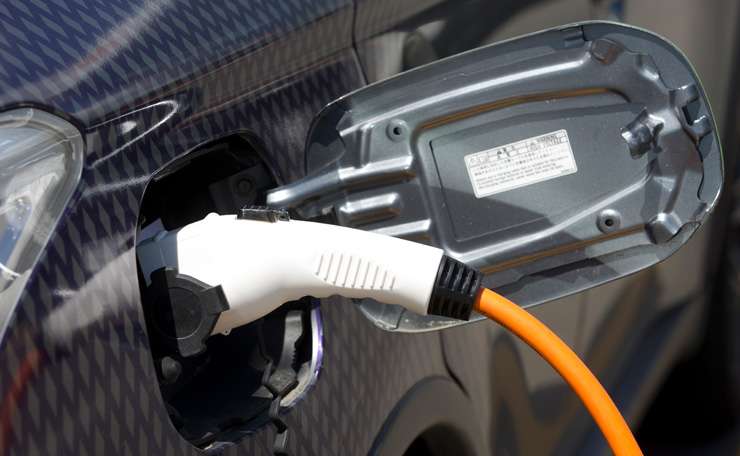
[597,209,621,233]
[386,119,408,141]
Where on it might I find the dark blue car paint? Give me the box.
[0,1,375,454]
[0,0,723,455]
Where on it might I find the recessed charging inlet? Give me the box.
[135,139,321,449]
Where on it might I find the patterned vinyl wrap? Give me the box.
[0,0,713,454]
[0,0,457,454]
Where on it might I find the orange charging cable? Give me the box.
[475,288,643,456]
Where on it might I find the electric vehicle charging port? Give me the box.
[135,136,321,448]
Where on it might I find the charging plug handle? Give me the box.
[137,209,481,339]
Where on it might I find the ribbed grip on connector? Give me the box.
[427,255,482,320]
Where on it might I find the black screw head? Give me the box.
[235,178,254,196]
[160,356,183,384]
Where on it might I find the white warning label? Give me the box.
[464,129,577,198]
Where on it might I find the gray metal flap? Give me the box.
[267,21,723,332]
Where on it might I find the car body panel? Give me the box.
[354,0,738,454]
[0,0,736,455]
[0,1,384,455]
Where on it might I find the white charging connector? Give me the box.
[137,210,642,456]
[137,212,449,336]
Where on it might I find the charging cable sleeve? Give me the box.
[474,288,643,456]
